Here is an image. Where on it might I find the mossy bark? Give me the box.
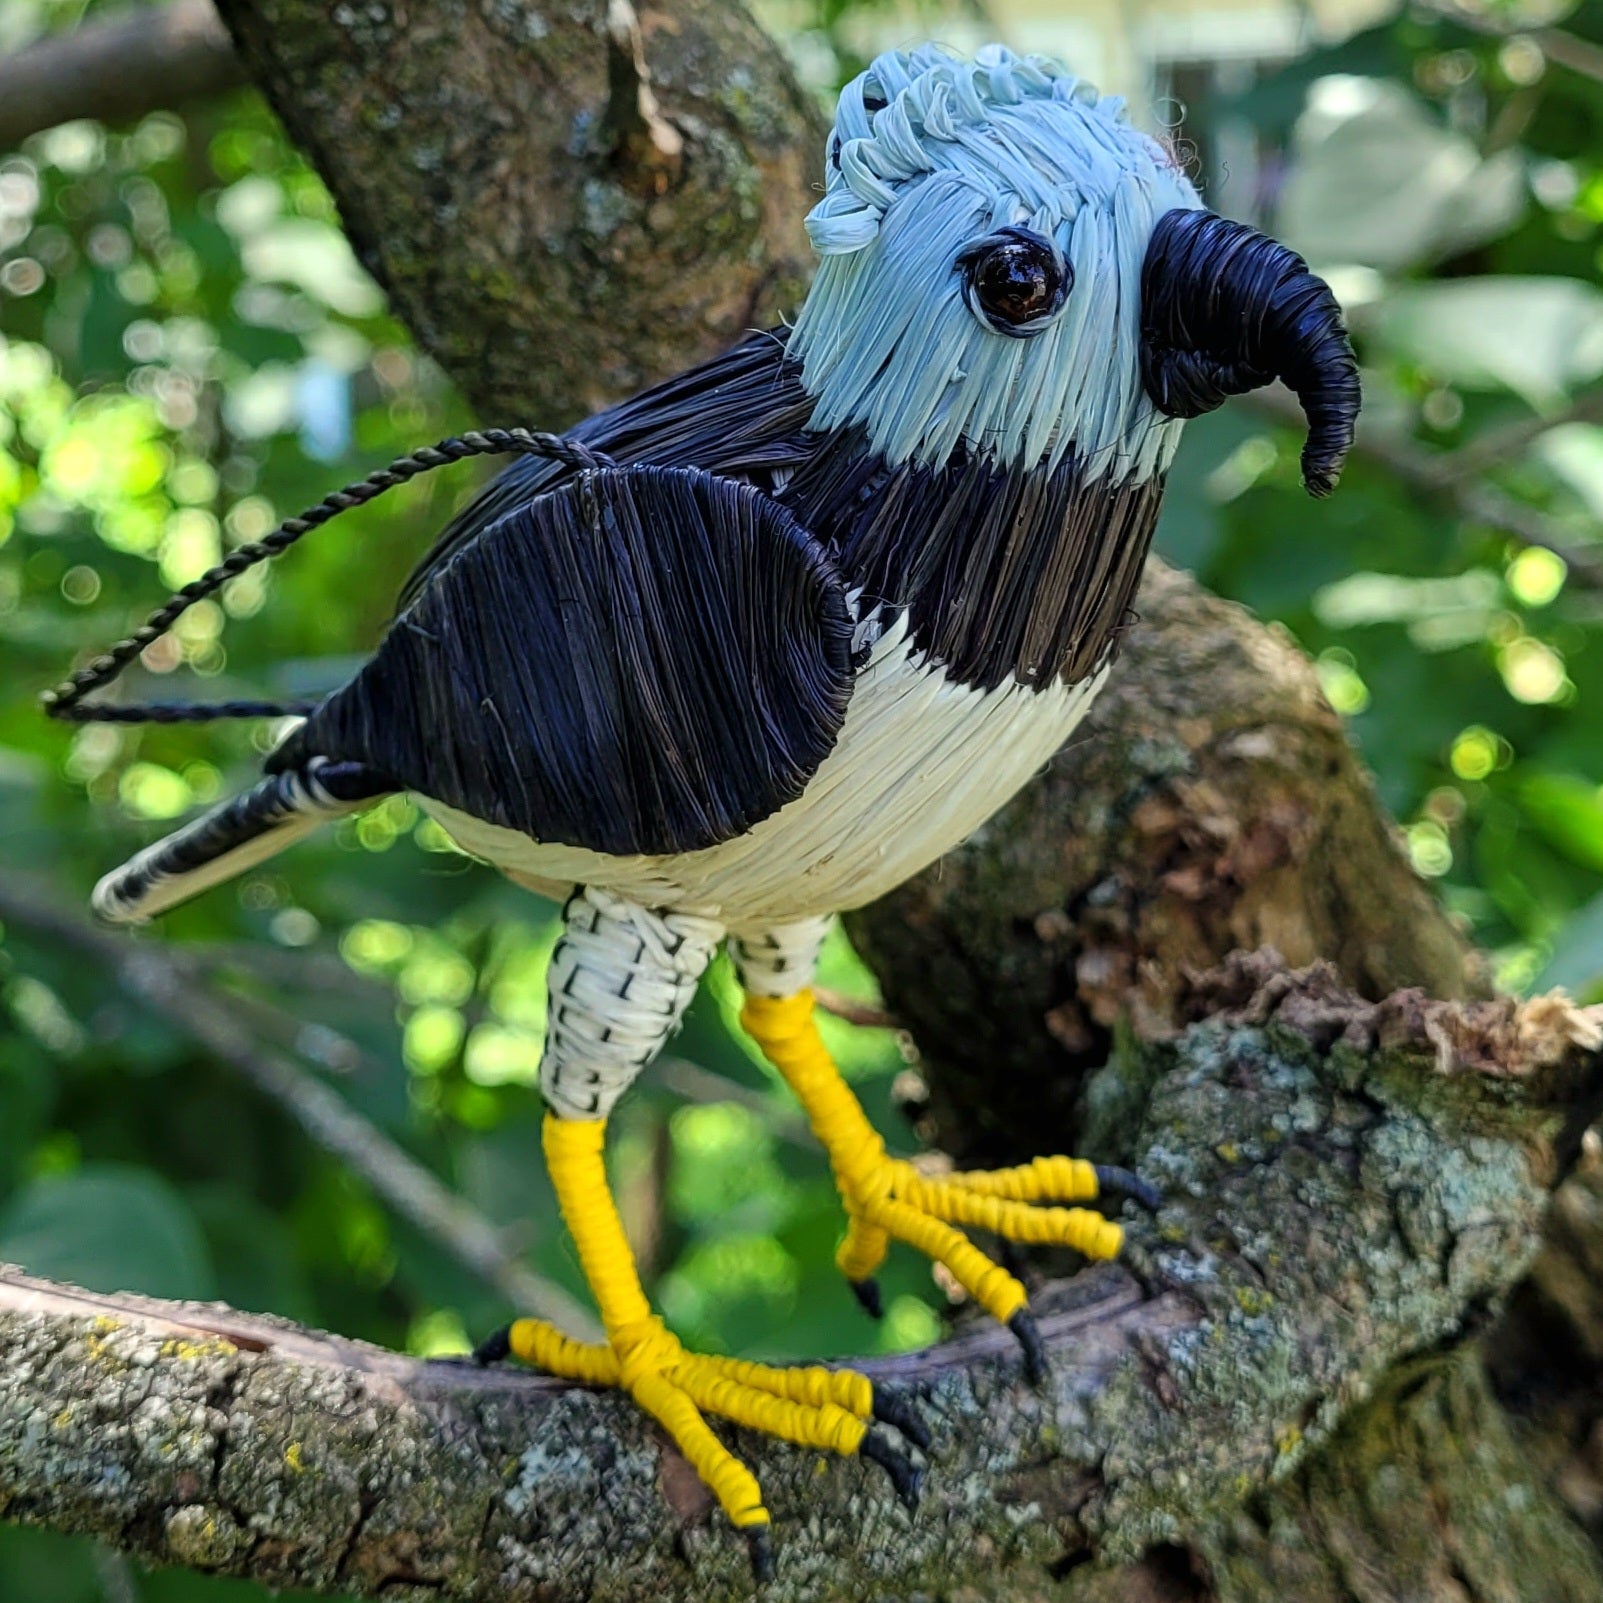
[211,0,823,428]
[2,975,1598,1600]
[1203,1352,1603,1603]
[8,3,1603,1598]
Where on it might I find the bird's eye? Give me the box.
[959,228,1072,337]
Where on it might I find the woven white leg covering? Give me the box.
[729,916,835,999]
[541,886,724,1120]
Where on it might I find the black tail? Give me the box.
[93,759,390,926]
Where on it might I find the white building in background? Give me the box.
[779,0,1398,219]
[907,0,1390,100]
[805,0,1397,99]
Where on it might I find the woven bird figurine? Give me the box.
[47,43,1359,1576]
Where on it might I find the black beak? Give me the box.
[1139,209,1360,498]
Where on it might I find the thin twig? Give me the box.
[1426,387,1603,489]
[1245,387,1603,585]
[814,986,900,1031]
[654,1055,813,1148]
[1538,27,1603,89]
[1415,0,1603,89]
[188,939,395,1002]
[0,876,597,1339]
[196,981,372,1077]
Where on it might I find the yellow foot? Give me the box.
[740,991,1160,1384]
[830,1152,1145,1379]
[473,1316,927,1579]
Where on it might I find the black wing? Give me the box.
[271,464,855,858]
[395,329,816,611]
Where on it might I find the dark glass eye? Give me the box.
[959,227,1072,337]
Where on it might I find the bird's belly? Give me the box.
[422,617,1106,927]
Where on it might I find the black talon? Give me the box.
[871,1385,933,1452]
[861,1429,923,1513]
[996,1237,1026,1280]
[745,1526,776,1584]
[1093,1165,1162,1213]
[848,1277,884,1319]
[1009,1309,1048,1386]
[472,1324,513,1366]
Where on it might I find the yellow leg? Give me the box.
[838,1211,891,1286]
[486,1114,925,1575]
[741,991,1140,1365]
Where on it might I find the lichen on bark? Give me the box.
[210,0,823,428]
[2,970,1596,1601]
[849,560,1488,1166]
[1203,1352,1603,1603]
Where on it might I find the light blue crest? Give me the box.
[789,44,1202,481]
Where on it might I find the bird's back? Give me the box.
[276,321,1171,919]
[395,331,816,610]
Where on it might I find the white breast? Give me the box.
[423,612,1105,929]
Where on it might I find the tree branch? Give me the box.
[2,967,1596,1599]
[1209,1344,1603,1601]
[654,1056,813,1148]
[209,0,824,426]
[0,2,244,150]
[850,559,1489,1162]
[0,877,596,1339]
[1425,386,1603,490]
[1419,0,1603,90]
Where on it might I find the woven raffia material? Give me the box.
[540,886,723,1120]
[38,430,610,726]
[1138,208,1359,496]
[273,465,857,858]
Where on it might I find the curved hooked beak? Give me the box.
[1139,209,1361,498]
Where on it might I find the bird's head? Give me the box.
[790,44,1358,496]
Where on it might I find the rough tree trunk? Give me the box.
[212,0,824,426]
[849,559,1487,1166]
[5,4,1603,1601]
[3,976,1600,1601]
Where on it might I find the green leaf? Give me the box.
[0,1164,216,1299]
[1376,278,1603,409]
[1277,77,1525,274]
[1519,773,1603,876]
[1537,891,1603,1002]
[1536,424,1603,524]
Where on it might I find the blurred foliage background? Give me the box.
[2,0,1603,1596]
